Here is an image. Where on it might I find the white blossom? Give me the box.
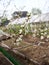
[44,32,47,35]
[16,42,20,46]
[40,29,43,32]
[19,35,23,38]
[30,24,33,28]
[21,25,24,27]
[40,36,44,40]
[14,43,16,45]
[32,34,36,37]
[41,33,44,35]
[19,29,22,34]
[44,28,47,31]
[47,35,49,38]
[25,30,28,35]
[16,37,22,42]
[37,33,39,35]
[16,39,19,42]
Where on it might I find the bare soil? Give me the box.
[0,34,49,65]
[0,52,12,65]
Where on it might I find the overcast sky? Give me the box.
[0,0,49,18]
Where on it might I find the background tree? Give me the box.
[1,17,10,26]
[31,8,42,15]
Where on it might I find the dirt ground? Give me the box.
[0,52,12,65]
[0,34,49,65]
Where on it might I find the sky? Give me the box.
[0,0,49,18]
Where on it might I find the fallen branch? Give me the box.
[0,44,39,65]
[12,49,40,65]
[13,44,33,50]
